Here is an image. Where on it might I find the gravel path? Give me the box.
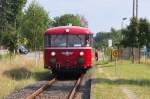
[122,87,137,99]
[5,81,48,99]
[36,80,76,99]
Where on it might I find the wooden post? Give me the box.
[115,57,118,78]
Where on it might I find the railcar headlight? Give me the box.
[51,52,56,56]
[79,51,84,56]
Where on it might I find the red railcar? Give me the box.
[44,26,93,74]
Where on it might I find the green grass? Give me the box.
[92,83,126,99]
[0,55,50,99]
[92,60,150,99]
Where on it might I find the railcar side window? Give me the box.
[85,35,92,47]
[44,35,49,47]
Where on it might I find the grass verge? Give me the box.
[91,60,150,99]
[0,55,50,99]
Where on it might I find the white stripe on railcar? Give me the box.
[45,47,92,49]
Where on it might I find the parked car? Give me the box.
[17,45,29,54]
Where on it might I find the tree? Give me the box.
[94,28,122,50]
[1,27,18,52]
[137,18,150,63]
[21,1,50,50]
[139,18,150,48]
[122,18,150,63]
[0,0,27,31]
[0,0,27,53]
[111,28,122,48]
[52,16,61,27]
[94,32,111,49]
[77,14,88,27]
[122,17,139,63]
[52,14,86,27]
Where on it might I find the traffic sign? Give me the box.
[112,50,119,58]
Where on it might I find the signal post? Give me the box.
[112,50,119,79]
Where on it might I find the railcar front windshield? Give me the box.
[51,35,67,47]
[45,34,92,47]
[68,35,85,47]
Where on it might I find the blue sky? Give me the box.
[26,0,150,33]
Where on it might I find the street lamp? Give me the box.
[121,18,127,40]
[121,17,127,29]
[0,0,2,8]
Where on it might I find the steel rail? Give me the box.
[67,76,83,99]
[26,78,56,99]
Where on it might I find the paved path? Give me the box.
[22,51,43,60]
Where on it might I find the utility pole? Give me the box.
[133,0,140,63]
[136,0,140,63]
[133,0,138,18]
[132,0,139,63]
[136,0,138,18]
[133,0,135,17]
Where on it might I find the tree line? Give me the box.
[0,0,88,53]
[94,17,150,63]
[94,28,122,50]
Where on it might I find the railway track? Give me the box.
[67,75,83,99]
[26,78,56,99]
[5,69,91,99]
[25,74,86,99]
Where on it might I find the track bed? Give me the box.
[6,71,91,99]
